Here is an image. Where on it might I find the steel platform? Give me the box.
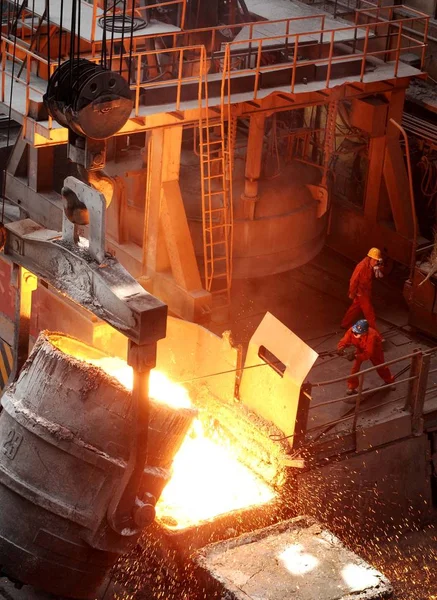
[28,0,181,43]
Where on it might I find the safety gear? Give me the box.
[352,319,369,334]
[342,295,377,330]
[338,326,394,390]
[367,247,382,261]
[373,265,383,279]
[337,348,345,357]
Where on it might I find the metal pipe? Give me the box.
[389,118,418,281]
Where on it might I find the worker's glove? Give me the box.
[337,348,345,357]
[373,263,384,279]
[348,293,355,300]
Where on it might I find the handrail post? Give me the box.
[135,55,141,117]
[180,0,187,30]
[285,19,290,56]
[91,0,97,45]
[253,41,262,100]
[422,17,429,70]
[352,8,359,54]
[320,15,325,53]
[326,30,335,89]
[360,25,370,81]
[176,47,183,110]
[291,34,299,93]
[394,21,403,77]
[405,351,430,435]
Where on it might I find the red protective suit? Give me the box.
[337,327,394,390]
[341,257,378,330]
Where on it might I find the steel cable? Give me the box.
[69,0,77,88]
[77,0,81,68]
[58,0,64,72]
[119,0,128,76]
[101,0,108,68]
[46,0,51,77]
[1,0,21,224]
[127,0,136,84]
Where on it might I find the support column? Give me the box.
[241,113,266,220]
[141,125,210,322]
[143,126,183,275]
[11,266,37,381]
[28,146,54,192]
[382,87,414,238]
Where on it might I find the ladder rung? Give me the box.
[206,241,226,247]
[206,224,230,231]
[201,141,222,147]
[203,174,223,181]
[204,190,225,196]
[204,176,225,183]
[201,157,223,163]
[206,256,227,263]
[205,208,226,215]
[211,288,229,295]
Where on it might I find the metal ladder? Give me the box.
[198,46,234,312]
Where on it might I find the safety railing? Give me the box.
[89,0,187,43]
[116,14,327,61]
[220,6,428,99]
[0,36,56,131]
[0,5,429,132]
[128,44,206,116]
[0,36,206,127]
[6,0,187,45]
[305,344,437,446]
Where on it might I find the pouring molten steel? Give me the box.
[51,338,277,529]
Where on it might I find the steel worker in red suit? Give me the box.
[341,247,384,331]
[337,319,395,395]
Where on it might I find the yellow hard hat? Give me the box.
[367,247,382,260]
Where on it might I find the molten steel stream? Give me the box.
[52,337,277,529]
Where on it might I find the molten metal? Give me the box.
[51,338,277,529]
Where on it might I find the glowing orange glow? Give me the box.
[156,419,276,528]
[50,335,191,410]
[51,334,276,528]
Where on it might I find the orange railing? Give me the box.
[0,5,429,131]
[306,344,437,447]
[89,0,187,44]
[0,37,57,131]
[6,0,187,45]
[219,5,428,99]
